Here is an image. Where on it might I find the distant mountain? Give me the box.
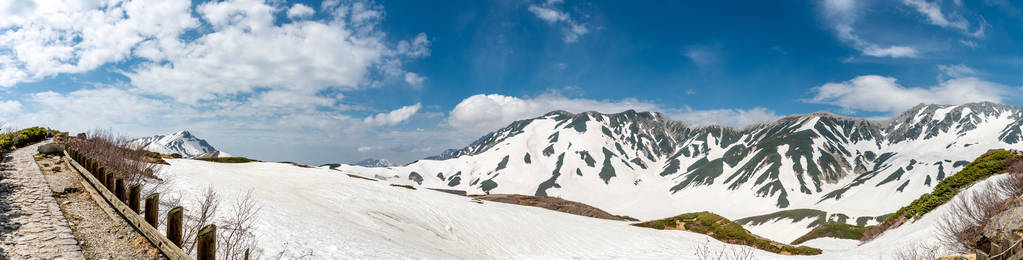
[320,158,395,170]
[352,158,394,167]
[130,130,218,158]
[194,151,233,159]
[332,102,1023,223]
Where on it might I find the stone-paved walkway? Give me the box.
[0,141,85,259]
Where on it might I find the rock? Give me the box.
[37,143,65,155]
[983,200,1023,241]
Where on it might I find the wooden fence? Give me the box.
[64,149,226,260]
[978,237,1023,260]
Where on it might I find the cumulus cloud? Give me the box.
[447,93,778,134]
[0,0,198,88]
[0,0,429,105]
[404,72,425,87]
[527,0,590,43]
[819,0,919,58]
[0,100,22,117]
[0,0,439,164]
[286,3,315,19]
[804,75,1009,113]
[364,103,422,126]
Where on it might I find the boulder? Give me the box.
[37,143,65,155]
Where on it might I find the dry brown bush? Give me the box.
[69,129,163,187]
[182,185,220,255]
[218,189,261,260]
[937,171,1023,253]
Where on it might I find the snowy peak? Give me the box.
[337,102,1023,221]
[352,158,394,167]
[130,130,219,158]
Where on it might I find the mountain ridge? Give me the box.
[129,130,219,158]
[331,102,1023,226]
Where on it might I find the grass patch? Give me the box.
[864,150,1018,241]
[634,211,822,255]
[195,157,256,163]
[791,221,872,245]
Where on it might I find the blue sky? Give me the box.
[1,0,1022,164]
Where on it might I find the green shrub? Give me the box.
[634,211,822,255]
[791,221,871,245]
[869,150,1017,240]
[0,126,52,150]
[195,157,254,163]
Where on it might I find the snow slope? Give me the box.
[161,159,1005,259]
[332,102,1023,224]
[130,130,219,158]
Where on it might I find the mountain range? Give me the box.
[129,130,220,158]
[330,102,1023,227]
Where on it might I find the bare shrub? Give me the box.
[892,242,942,260]
[182,185,221,255]
[937,171,1023,253]
[69,129,163,187]
[219,189,261,260]
[693,239,756,260]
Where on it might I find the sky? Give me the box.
[1,0,1022,165]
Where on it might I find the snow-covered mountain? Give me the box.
[130,130,219,158]
[331,102,1023,222]
[351,158,394,167]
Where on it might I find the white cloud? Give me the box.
[527,5,568,24]
[0,100,22,117]
[668,107,779,128]
[861,45,919,58]
[937,64,977,78]
[286,3,315,19]
[447,93,778,135]
[364,103,421,126]
[397,32,430,58]
[357,145,383,152]
[819,0,920,58]
[902,0,983,36]
[10,88,176,132]
[404,72,425,87]
[0,0,198,88]
[563,22,589,43]
[527,0,590,43]
[0,0,429,106]
[804,75,1008,113]
[127,0,401,103]
[684,45,721,65]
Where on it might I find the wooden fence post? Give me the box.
[105,173,114,191]
[96,168,105,187]
[167,206,183,247]
[197,224,216,260]
[115,178,126,202]
[128,184,141,213]
[145,193,159,227]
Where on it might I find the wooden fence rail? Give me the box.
[978,236,1023,260]
[64,149,194,260]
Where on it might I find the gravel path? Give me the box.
[0,141,86,259]
[42,154,163,259]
